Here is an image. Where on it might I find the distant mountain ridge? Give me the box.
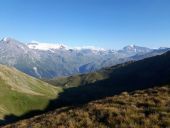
[0,37,169,78]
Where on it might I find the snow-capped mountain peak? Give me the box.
[123,44,136,50]
[123,45,151,52]
[0,37,169,79]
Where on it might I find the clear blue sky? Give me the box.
[0,0,170,49]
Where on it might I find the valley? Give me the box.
[1,1,170,127]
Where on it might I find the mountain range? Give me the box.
[0,37,169,79]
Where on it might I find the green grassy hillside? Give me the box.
[45,71,108,88]
[0,65,62,120]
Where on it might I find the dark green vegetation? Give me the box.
[45,69,110,88]
[2,51,170,127]
[0,65,62,123]
[4,86,170,128]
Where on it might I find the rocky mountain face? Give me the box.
[0,37,168,78]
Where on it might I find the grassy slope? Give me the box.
[4,85,170,128]
[0,65,62,120]
[45,71,108,88]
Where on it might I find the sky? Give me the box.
[0,0,170,49]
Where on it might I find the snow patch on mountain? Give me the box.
[2,37,8,42]
[27,41,67,51]
[33,67,41,78]
[27,40,106,52]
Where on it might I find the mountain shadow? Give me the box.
[1,51,170,126]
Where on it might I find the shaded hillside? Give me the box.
[4,85,170,128]
[0,65,62,123]
[45,69,109,88]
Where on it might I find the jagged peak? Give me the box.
[0,37,26,45]
[0,37,29,51]
[1,37,16,42]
